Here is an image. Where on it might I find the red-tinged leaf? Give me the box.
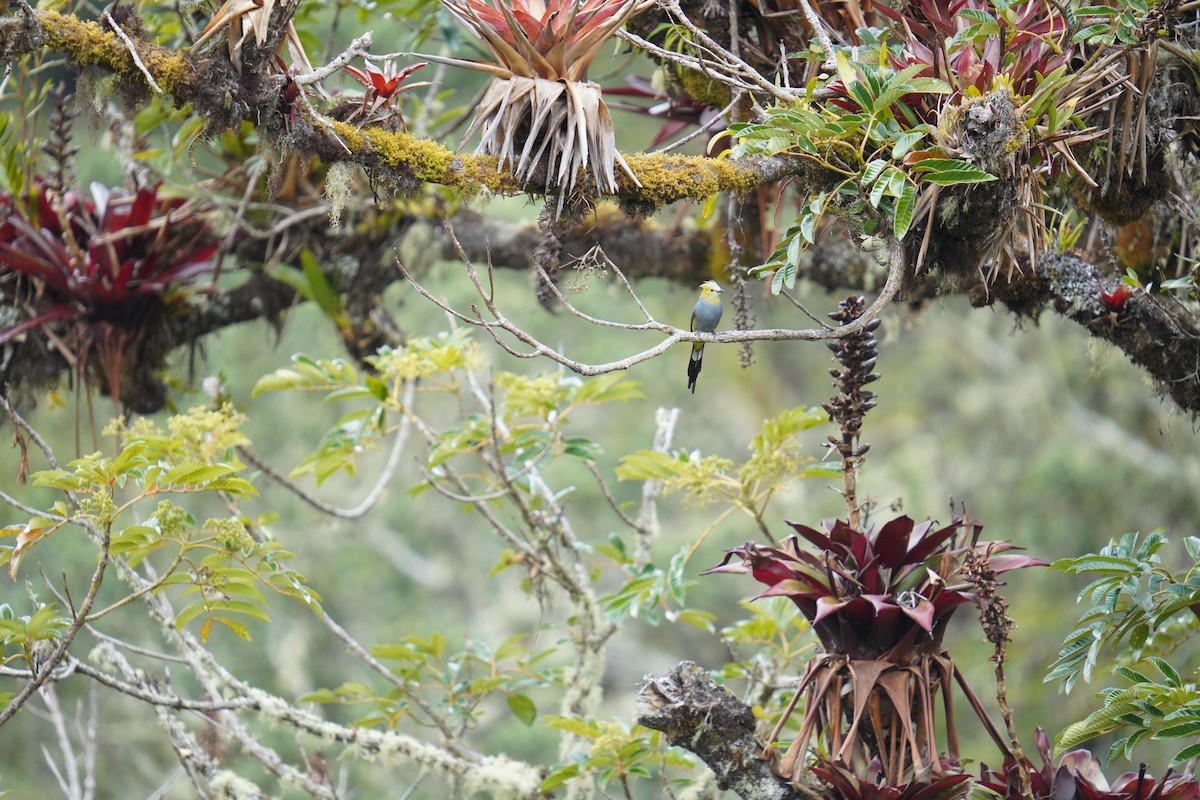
[127,185,160,228]
[909,774,972,800]
[814,594,851,623]
[0,305,79,345]
[750,557,799,587]
[699,560,748,576]
[395,61,428,83]
[857,555,883,593]
[9,526,48,577]
[899,595,935,632]
[343,64,371,88]
[840,596,876,628]
[166,245,219,283]
[905,520,961,564]
[930,592,972,620]
[987,553,1049,573]
[785,521,834,552]
[649,119,689,148]
[810,764,859,800]
[756,578,816,599]
[874,515,915,567]
[113,258,138,294]
[862,594,894,614]
[3,219,74,284]
[0,243,66,288]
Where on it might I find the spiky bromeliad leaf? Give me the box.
[433,0,650,208]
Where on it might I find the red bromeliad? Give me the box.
[706,515,1046,659]
[341,60,430,127]
[978,728,1200,800]
[706,514,1047,788]
[0,181,218,411]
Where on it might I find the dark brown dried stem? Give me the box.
[823,296,880,528]
[964,546,1032,800]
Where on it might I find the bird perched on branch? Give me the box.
[687,280,723,393]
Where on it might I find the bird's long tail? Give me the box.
[687,343,704,393]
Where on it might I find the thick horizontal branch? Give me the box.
[994,254,1200,414]
[7,9,1200,416]
[6,8,816,207]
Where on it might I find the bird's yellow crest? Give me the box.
[698,280,723,302]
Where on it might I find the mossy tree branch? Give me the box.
[5,6,1200,419]
[2,7,808,205]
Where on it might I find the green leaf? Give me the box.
[299,249,344,319]
[1053,554,1140,574]
[869,170,889,207]
[162,462,238,488]
[1155,720,1200,739]
[203,477,259,497]
[615,451,683,482]
[862,159,888,185]
[906,78,952,94]
[31,469,85,491]
[912,158,997,185]
[507,693,537,726]
[252,369,307,397]
[1149,657,1183,687]
[175,602,209,630]
[544,715,602,738]
[673,608,717,631]
[573,374,645,405]
[1113,665,1150,684]
[892,131,926,160]
[1172,740,1200,765]
[894,183,917,239]
[540,765,581,793]
[1072,23,1115,43]
[23,605,67,640]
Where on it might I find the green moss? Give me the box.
[142,49,188,94]
[622,153,760,205]
[331,124,516,195]
[363,127,453,177]
[41,10,123,68]
[40,10,188,94]
[676,67,732,110]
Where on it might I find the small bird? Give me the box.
[687,280,724,393]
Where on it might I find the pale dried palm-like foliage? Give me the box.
[434,0,652,207]
[194,0,313,72]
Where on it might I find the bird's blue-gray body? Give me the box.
[687,280,724,393]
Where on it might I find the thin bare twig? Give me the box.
[104,11,162,93]
[401,225,906,378]
[292,31,372,85]
[1,392,60,468]
[239,380,415,519]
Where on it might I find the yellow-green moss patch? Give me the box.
[40,10,187,93]
[623,153,761,205]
